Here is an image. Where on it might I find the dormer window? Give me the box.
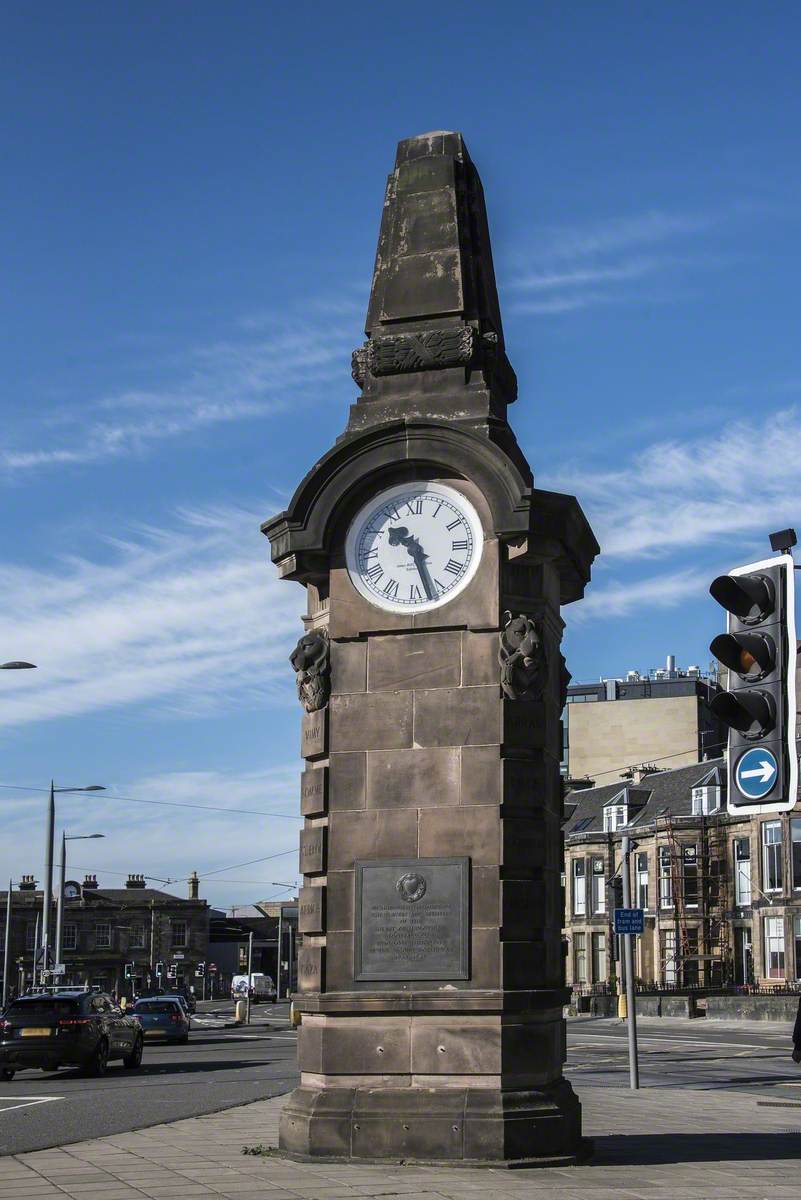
[691,785,721,815]
[603,803,628,832]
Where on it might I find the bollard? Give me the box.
[235,998,247,1025]
[618,992,627,1020]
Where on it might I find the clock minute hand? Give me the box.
[388,526,436,601]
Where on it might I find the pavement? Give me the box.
[3,1016,801,1196]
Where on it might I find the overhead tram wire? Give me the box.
[0,781,300,820]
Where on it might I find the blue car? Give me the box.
[130,997,190,1043]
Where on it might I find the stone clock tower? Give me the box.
[263,131,598,1165]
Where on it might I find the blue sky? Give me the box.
[3,1,801,908]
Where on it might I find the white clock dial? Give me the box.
[345,482,483,613]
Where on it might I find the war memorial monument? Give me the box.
[263,130,599,1165]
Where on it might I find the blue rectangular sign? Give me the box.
[614,908,644,935]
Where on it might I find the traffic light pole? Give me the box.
[621,835,640,1090]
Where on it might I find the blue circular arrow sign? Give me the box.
[735,747,779,799]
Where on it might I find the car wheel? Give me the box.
[0,1067,14,1081]
[86,1038,109,1076]
[123,1035,143,1069]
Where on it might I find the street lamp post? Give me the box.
[2,878,12,1009]
[54,833,105,974]
[40,785,105,983]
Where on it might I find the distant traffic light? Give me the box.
[196,962,206,977]
[709,551,797,813]
[607,875,623,909]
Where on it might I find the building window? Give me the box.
[95,924,111,949]
[25,924,36,951]
[129,923,146,949]
[735,926,753,986]
[171,921,187,948]
[659,847,672,909]
[792,820,801,890]
[683,927,699,986]
[661,929,677,985]
[734,838,752,907]
[764,916,785,979]
[635,852,648,909]
[590,859,606,914]
[762,821,783,894]
[691,786,721,815]
[603,803,628,833]
[591,932,607,983]
[62,924,77,951]
[682,845,699,909]
[572,860,586,917]
[573,933,587,984]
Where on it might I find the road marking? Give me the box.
[0,1096,64,1115]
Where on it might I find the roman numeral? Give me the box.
[446,518,462,531]
[382,579,399,599]
[403,499,423,515]
[452,539,469,551]
[361,548,378,561]
[433,579,445,593]
[366,565,383,582]
[409,584,422,601]
[384,505,401,521]
[432,502,443,517]
[443,559,463,575]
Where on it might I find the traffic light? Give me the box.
[607,875,623,909]
[124,962,133,980]
[156,961,164,977]
[196,962,205,977]
[709,551,797,814]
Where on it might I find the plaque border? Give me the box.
[354,856,470,982]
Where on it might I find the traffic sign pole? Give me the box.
[621,836,639,1090]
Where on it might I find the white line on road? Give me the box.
[0,1096,64,1114]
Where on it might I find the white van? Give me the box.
[230,973,276,1003]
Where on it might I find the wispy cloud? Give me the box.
[548,406,801,563]
[507,208,729,316]
[2,307,356,476]
[0,504,302,729]
[571,567,711,623]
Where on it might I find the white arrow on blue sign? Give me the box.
[735,747,778,800]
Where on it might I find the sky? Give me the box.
[3,1,801,910]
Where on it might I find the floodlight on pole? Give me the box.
[41,785,106,984]
[55,832,106,971]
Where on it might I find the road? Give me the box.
[2,1010,799,1156]
[0,1000,298,1156]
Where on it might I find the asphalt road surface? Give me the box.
[3,1009,800,1156]
[0,1000,298,1156]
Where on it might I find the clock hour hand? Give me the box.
[388,526,436,600]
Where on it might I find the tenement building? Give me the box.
[563,656,723,784]
[0,873,210,997]
[564,758,801,990]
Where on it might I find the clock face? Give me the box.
[63,882,81,899]
[345,482,483,614]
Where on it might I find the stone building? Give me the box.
[563,657,723,784]
[0,873,210,997]
[564,757,801,991]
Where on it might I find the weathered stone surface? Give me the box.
[331,692,413,751]
[469,926,500,989]
[300,766,328,817]
[301,708,328,761]
[461,630,499,687]
[329,752,366,811]
[299,826,327,876]
[366,747,459,809]
[414,685,499,747]
[460,745,501,806]
[419,805,498,864]
[300,1016,411,1075]
[502,757,548,811]
[330,639,367,694]
[472,865,500,928]
[501,816,545,871]
[298,885,325,934]
[328,810,418,871]
[297,944,324,993]
[501,698,546,753]
[501,879,545,939]
[368,631,461,691]
[326,870,354,933]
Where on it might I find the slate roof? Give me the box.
[563,758,725,838]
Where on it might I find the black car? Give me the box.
[0,991,143,1079]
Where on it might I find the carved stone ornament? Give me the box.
[351,323,476,386]
[395,872,427,903]
[290,628,330,713]
[498,611,548,700]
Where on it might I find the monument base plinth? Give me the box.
[278,1081,586,1166]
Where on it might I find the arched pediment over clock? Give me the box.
[262,420,598,604]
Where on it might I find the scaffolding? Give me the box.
[658,810,731,987]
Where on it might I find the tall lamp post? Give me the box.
[40,785,105,983]
[54,833,105,975]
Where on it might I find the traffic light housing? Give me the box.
[607,875,623,909]
[156,961,164,976]
[709,553,797,813]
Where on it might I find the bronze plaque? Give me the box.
[354,857,469,981]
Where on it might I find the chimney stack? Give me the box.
[18,874,37,891]
[82,874,99,890]
[125,874,147,889]
[188,871,199,900]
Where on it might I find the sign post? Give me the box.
[619,836,640,1090]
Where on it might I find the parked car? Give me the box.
[130,997,190,1043]
[231,973,276,1003]
[0,991,143,1079]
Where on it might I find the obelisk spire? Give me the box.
[348,132,518,444]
